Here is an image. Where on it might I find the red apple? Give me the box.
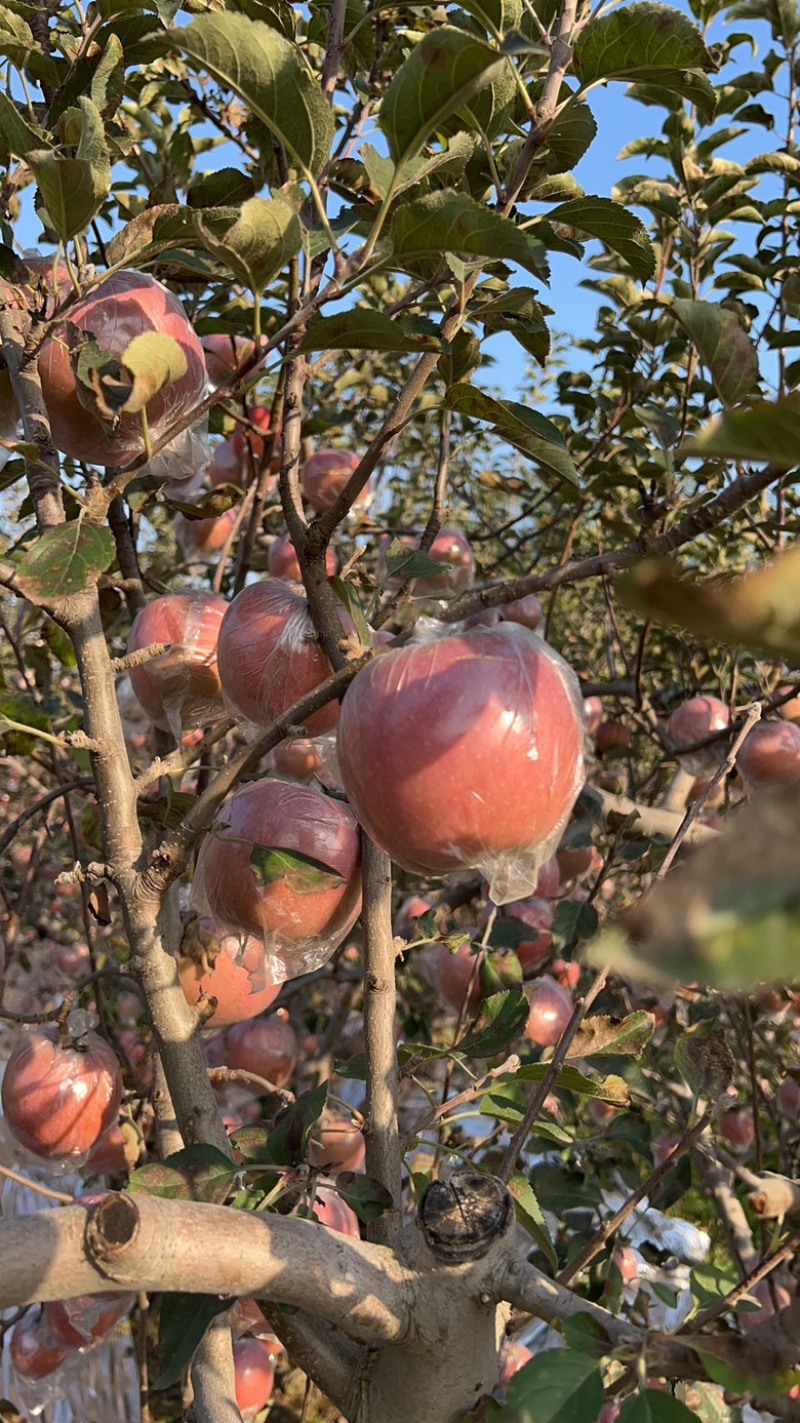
[524,975,573,1047]
[192,779,362,971]
[551,957,580,991]
[612,1246,639,1283]
[232,405,275,466]
[10,1313,68,1380]
[498,1341,532,1386]
[38,271,206,467]
[777,1076,800,1117]
[502,594,543,630]
[556,842,601,883]
[267,533,338,583]
[589,1099,618,1126]
[217,577,354,735]
[202,333,256,386]
[301,447,363,512]
[226,1015,298,1089]
[308,1116,365,1172]
[233,1335,276,1421]
[337,624,585,900]
[127,592,228,735]
[45,1292,132,1348]
[720,1107,754,1152]
[666,696,730,774]
[175,506,238,560]
[777,685,800,723]
[433,942,482,1012]
[411,528,475,597]
[180,920,282,1026]
[394,894,436,937]
[231,1298,285,1347]
[272,737,325,780]
[208,435,244,488]
[534,857,561,899]
[737,720,800,789]
[595,721,632,754]
[1,1026,122,1163]
[311,1184,361,1237]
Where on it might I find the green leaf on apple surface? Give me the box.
[266,1082,328,1165]
[333,1171,393,1222]
[444,384,580,488]
[619,1391,705,1423]
[194,195,302,294]
[501,1347,604,1423]
[459,989,530,1057]
[297,309,446,355]
[382,537,446,584]
[567,1011,656,1060]
[683,392,800,467]
[173,13,334,177]
[129,1144,238,1203]
[15,522,115,604]
[668,299,760,405]
[380,27,504,168]
[544,197,655,281]
[249,844,346,894]
[392,192,544,278]
[153,1292,232,1390]
[508,1172,556,1268]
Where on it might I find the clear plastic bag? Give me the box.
[179,915,283,1026]
[0,1024,122,1171]
[152,416,213,492]
[127,591,229,737]
[191,777,362,983]
[217,578,356,737]
[336,622,588,905]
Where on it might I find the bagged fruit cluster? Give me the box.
[126,592,228,738]
[191,778,362,982]
[217,578,354,736]
[337,621,587,904]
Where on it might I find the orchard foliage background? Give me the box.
[2,0,800,1420]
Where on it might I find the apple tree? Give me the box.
[1,0,800,1420]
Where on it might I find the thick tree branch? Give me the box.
[0,305,64,530]
[362,837,403,1244]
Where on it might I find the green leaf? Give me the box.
[393,191,542,277]
[362,133,476,200]
[546,197,655,281]
[460,0,522,35]
[674,1026,734,1099]
[249,845,346,894]
[15,523,115,604]
[266,1082,328,1165]
[669,299,760,405]
[107,204,206,265]
[138,790,199,832]
[460,989,530,1057]
[187,167,257,209]
[508,1172,556,1268]
[129,1145,238,1203]
[619,1391,704,1423]
[120,332,188,415]
[515,1063,631,1105]
[0,90,52,157]
[297,309,446,355]
[503,1348,604,1423]
[380,27,504,168]
[173,12,334,177]
[333,1172,393,1222]
[153,1293,231,1390]
[685,393,800,467]
[194,195,302,294]
[382,537,446,582]
[28,150,109,243]
[166,489,241,520]
[540,102,598,176]
[574,4,714,96]
[445,384,580,487]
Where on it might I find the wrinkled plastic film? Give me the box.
[153,415,213,492]
[127,593,228,738]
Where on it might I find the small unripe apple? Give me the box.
[311,1185,361,1237]
[233,1335,276,1421]
[524,975,572,1047]
[226,1015,299,1088]
[737,720,800,790]
[267,533,338,582]
[301,447,364,512]
[2,1025,122,1164]
[666,696,730,774]
[502,594,543,630]
[127,592,228,735]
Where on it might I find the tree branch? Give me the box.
[362,837,403,1244]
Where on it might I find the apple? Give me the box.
[612,1246,639,1283]
[202,333,256,386]
[1,1025,122,1163]
[778,685,800,724]
[38,271,206,467]
[226,1015,299,1089]
[498,1342,533,1386]
[217,577,355,735]
[589,1099,618,1126]
[127,592,228,735]
[524,975,573,1047]
[207,435,244,488]
[85,1119,141,1176]
[551,957,580,992]
[737,720,800,789]
[394,894,436,937]
[179,918,282,1026]
[272,737,325,780]
[651,1135,679,1166]
[45,1292,132,1348]
[337,624,585,899]
[503,896,554,970]
[583,696,603,736]
[598,1403,621,1423]
[666,696,730,774]
[175,506,238,561]
[777,1076,800,1117]
[410,528,475,597]
[308,1115,365,1172]
[556,842,601,883]
[267,532,338,583]
[502,594,543,630]
[10,1313,68,1380]
[301,447,363,512]
[719,1108,754,1152]
[233,1336,276,1421]
[433,942,482,1012]
[595,721,632,754]
[311,1184,361,1238]
[192,779,362,971]
[231,1298,285,1347]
